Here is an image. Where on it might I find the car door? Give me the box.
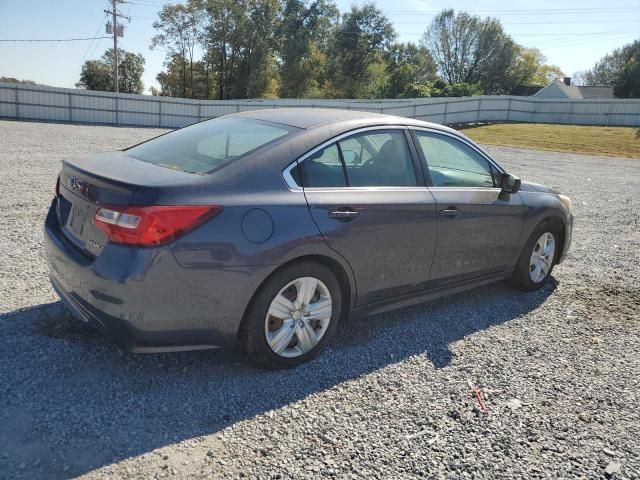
[410,128,524,283]
[288,127,438,307]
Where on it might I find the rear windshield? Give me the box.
[127,117,294,174]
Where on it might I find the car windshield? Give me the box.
[127,117,294,174]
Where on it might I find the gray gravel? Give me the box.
[0,120,639,480]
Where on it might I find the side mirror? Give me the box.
[501,173,521,194]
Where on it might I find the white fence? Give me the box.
[1,81,639,128]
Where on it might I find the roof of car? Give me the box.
[229,107,456,133]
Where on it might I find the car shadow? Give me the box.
[0,280,557,479]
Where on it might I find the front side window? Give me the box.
[128,117,293,174]
[415,131,496,188]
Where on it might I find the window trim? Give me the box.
[408,127,506,189]
[282,125,424,191]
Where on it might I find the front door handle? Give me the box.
[440,207,462,219]
[329,209,360,222]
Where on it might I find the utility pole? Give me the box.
[104,0,129,93]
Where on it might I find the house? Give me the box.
[534,77,614,99]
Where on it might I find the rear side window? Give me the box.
[297,144,346,187]
[415,131,495,188]
[294,129,417,188]
[128,117,293,174]
[338,131,416,187]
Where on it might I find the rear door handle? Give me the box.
[329,209,360,222]
[440,207,462,219]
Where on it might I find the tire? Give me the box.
[237,261,343,369]
[510,221,560,291]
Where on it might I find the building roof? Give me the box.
[534,80,614,99]
[577,86,615,99]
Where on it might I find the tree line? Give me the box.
[73,1,631,100]
[574,40,640,98]
[145,2,564,99]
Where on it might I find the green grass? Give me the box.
[460,123,640,159]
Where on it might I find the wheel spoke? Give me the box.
[306,298,332,321]
[543,237,555,257]
[295,321,317,354]
[268,294,295,320]
[269,320,296,354]
[540,255,552,271]
[296,277,317,307]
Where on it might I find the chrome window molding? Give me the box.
[282,124,508,192]
[428,186,501,192]
[292,186,431,193]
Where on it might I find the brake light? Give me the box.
[93,205,222,246]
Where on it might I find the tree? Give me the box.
[156,53,211,98]
[613,40,640,98]
[579,47,629,86]
[0,77,37,85]
[411,79,483,97]
[151,3,202,98]
[76,59,112,92]
[332,3,396,97]
[237,0,282,98]
[278,0,339,98]
[76,49,145,93]
[511,47,564,87]
[386,42,438,98]
[422,9,519,94]
[198,0,281,99]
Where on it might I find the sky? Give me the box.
[0,0,639,94]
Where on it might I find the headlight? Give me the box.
[558,194,572,211]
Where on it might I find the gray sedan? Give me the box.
[44,109,573,368]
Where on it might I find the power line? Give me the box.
[392,19,640,26]
[386,7,640,15]
[0,36,111,42]
[70,13,110,86]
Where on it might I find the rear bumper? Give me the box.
[44,200,273,353]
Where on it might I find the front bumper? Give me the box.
[558,213,573,264]
[44,200,273,353]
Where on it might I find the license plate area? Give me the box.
[59,193,91,249]
[67,204,88,238]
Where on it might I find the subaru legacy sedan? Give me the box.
[44,109,573,368]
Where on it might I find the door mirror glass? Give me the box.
[501,173,521,193]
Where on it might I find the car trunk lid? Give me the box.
[57,151,196,257]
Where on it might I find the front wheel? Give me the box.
[510,223,559,291]
[237,262,343,369]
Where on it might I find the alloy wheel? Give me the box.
[529,232,556,283]
[264,277,332,358]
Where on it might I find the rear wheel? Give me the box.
[510,222,559,291]
[238,262,342,369]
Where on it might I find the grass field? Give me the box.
[460,123,640,159]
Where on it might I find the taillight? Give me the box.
[93,205,222,247]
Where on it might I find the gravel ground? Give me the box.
[0,120,639,480]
